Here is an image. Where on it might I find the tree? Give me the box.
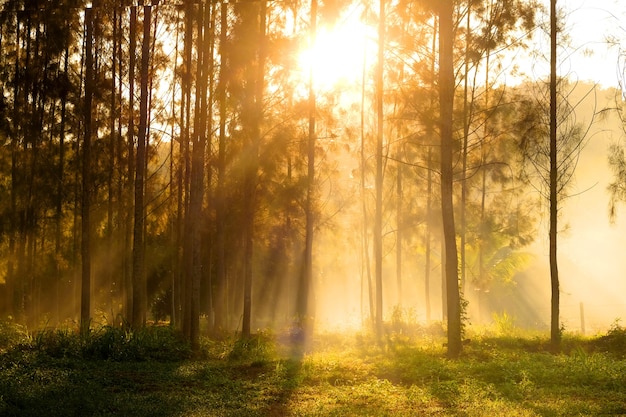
[548,0,559,347]
[516,1,594,348]
[81,6,95,334]
[439,0,462,358]
[373,0,385,339]
[132,5,152,329]
[297,0,317,339]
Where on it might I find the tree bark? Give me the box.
[81,6,94,335]
[125,6,137,324]
[297,0,317,337]
[374,0,385,339]
[549,0,560,348]
[132,5,152,329]
[439,0,462,358]
[214,0,229,334]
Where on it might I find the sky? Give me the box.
[556,0,625,89]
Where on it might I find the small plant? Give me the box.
[0,319,29,351]
[492,311,516,336]
[592,319,626,356]
[228,330,276,363]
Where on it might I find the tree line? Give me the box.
[0,0,607,356]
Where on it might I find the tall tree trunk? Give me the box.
[241,0,266,339]
[81,6,95,335]
[424,16,438,324]
[374,0,385,339]
[359,15,374,325]
[214,0,229,334]
[181,1,194,337]
[396,163,402,307]
[460,4,471,294]
[549,0,560,348]
[297,0,317,337]
[107,6,118,322]
[187,1,211,350]
[132,5,152,329]
[125,6,137,324]
[425,147,432,321]
[55,46,69,324]
[169,7,181,328]
[439,0,462,358]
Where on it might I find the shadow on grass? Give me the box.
[0,330,311,417]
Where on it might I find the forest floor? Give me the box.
[1,321,626,416]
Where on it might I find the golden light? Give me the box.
[298,16,375,92]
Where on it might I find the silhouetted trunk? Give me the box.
[239,0,266,339]
[132,5,151,329]
[424,16,437,323]
[169,7,181,328]
[125,6,137,323]
[187,1,211,350]
[214,0,229,334]
[439,0,462,358]
[181,1,195,337]
[425,147,432,321]
[549,0,560,347]
[297,0,316,337]
[396,164,402,307]
[81,6,94,335]
[359,20,374,325]
[105,6,120,321]
[374,0,384,339]
[55,46,69,324]
[459,4,471,294]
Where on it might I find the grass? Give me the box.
[1,320,626,416]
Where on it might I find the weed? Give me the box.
[0,319,29,352]
[227,330,276,363]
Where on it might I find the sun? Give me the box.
[298,16,375,92]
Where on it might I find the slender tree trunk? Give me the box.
[181,1,194,337]
[549,0,560,347]
[188,1,211,350]
[214,0,229,334]
[425,147,432,321]
[81,7,95,335]
[107,7,118,322]
[132,5,152,329]
[439,0,462,358]
[359,15,374,325]
[169,8,181,328]
[424,16,437,323]
[460,4,471,294]
[242,0,266,338]
[55,47,69,324]
[297,0,317,337]
[374,0,385,339]
[396,164,402,307]
[125,6,137,324]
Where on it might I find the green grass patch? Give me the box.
[1,322,626,416]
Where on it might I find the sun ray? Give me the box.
[298,13,376,92]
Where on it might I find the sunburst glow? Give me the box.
[299,17,375,91]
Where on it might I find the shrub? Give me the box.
[10,324,191,361]
[592,320,626,357]
[0,319,29,351]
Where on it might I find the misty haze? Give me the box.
[1,0,626,416]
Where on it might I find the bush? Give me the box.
[593,320,626,357]
[227,331,276,363]
[16,325,191,361]
[0,319,29,351]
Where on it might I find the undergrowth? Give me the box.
[1,318,626,416]
[1,321,191,361]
